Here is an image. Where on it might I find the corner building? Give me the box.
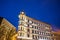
[17,11,52,40]
[0,17,16,40]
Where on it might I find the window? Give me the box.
[43,32,45,35]
[36,36,37,39]
[21,27,22,30]
[43,37,44,39]
[45,37,46,39]
[40,24,42,26]
[32,25,34,28]
[20,27,24,31]
[35,31,36,34]
[28,20,29,23]
[46,33,48,36]
[30,25,32,27]
[20,16,24,20]
[38,23,39,26]
[37,27,38,29]
[41,32,43,35]
[32,35,34,39]
[39,32,40,34]
[32,30,34,33]
[20,33,24,36]
[20,22,23,24]
[24,24,28,27]
[47,33,50,36]
[19,21,23,24]
[25,19,28,22]
[20,33,22,36]
[27,29,30,32]
[29,20,32,23]
[45,27,49,29]
[39,27,40,30]
[28,24,29,27]
[38,36,39,39]
[40,36,42,39]
[35,26,36,29]
[27,34,30,37]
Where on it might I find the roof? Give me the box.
[26,16,51,26]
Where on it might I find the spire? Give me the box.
[20,10,25,15]
[18,10,26,18]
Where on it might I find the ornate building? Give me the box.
[0,17,17,40]
[17,11,52,40]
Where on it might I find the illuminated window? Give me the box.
[38,23,40,25]
[32,25,34,28]
[20,21,23,24]
[30,25,32,27]
[45,27,49,29]
[29,20,32,23]
[20,33,24,36]
[28,24,29,27]
[24,24,28,27]
[25,19,28,22]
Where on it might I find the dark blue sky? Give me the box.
[0,0,60,30]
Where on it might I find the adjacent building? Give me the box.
[51,31,60,40]
[0,17,17,40]
[17,11,52,40]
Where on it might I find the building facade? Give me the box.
[51,31,60,40]
[0,17,17,40]
[17,11,52,40]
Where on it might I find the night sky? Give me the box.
[0,0,60,30]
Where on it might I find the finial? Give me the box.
[20,10,25,15]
